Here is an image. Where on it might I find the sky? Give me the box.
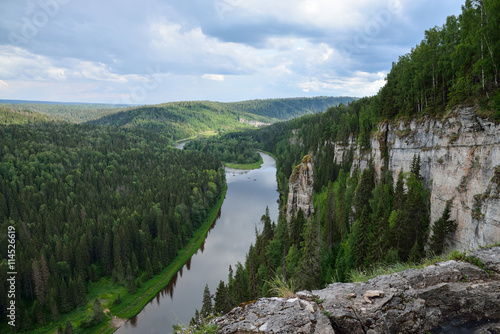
[0,0,464,105]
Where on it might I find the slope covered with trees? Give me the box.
[205,0,499,318]
[0,112,224,331]
[87,97,355,142]
[0,101,127,123]
[0,106,58,125]
[87,101,276,142]
[379,0,499,119]
[225,96,355,120]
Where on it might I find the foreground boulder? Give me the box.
[215,247,500,333]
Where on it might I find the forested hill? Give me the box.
[87,102,275,142]
[0,106,58,125]
[224,96,355,120]
[87,97,354,142]
[0,101,127,123]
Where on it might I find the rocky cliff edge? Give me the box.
[215,246,500,334]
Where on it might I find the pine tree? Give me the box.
[291,209,306,249]
[394,170,406,211]
[429,199,457,255]
[92,298,104,324]
[353,207,371,268]
[200,284,213,317]
[324,184,337,248]
[354,161,376,220]
[296,215,321,290]
[64,321,73,334]
[401,173,430,261]
[368,195,390,264]
[410,154,421,178]
[102,233,113,276]
[214,280,232,314]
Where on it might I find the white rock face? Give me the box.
[286,155,314,223]
[348,107,500,250]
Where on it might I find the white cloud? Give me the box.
[231,0,400,31]
[72,61,128,83]
[0,79,8,90]
[202,74,225,81]
[298,71,387,96]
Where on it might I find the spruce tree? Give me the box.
[354,161,376,220]
[296,215,321,290]
[325,184,337,248]
[64,321,73,334]
[353,207,371,268]
[200,284,213,317]
[214,280,232,314]
[410,154,422,178]
[394,170,406,211]
[429,199,457,255]
[92,298,104,324]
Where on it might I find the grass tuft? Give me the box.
[268,273,296,298]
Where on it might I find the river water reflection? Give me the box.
[116,152,279,333]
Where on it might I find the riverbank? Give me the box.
[174,131,218,144]
[21,184,227,334]
[223,154,263,170]
[111,183,227,323]
[223,150,276,170]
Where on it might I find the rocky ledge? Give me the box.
[215,246,500,333]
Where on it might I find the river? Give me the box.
[115,152,279,333]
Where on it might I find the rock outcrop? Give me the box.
[286,155,314,223]
[339,107,499,251]
[215,246,500,334]
[239,117,271,127]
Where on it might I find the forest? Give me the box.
[0,103,127,124]
[0,109,224,331]
[183,133,261,166]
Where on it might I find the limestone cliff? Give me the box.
[343,107,499,251]
[215,246,500,333]
[286,155,314,223]
[285,107,499,250]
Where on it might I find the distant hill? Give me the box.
[0,105,58,125]
[87,97,355,141]
[0,100,127,123]
[0,96,354,126]
[224,96,356,120]
[87,101,277,141]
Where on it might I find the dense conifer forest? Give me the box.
[0,109,224,330]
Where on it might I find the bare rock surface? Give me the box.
[286,155,314,223]
[215,247,500,333]
[335,107,500,250]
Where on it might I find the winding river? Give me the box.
[115,152,279,333]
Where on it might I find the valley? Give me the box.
[0,0,499,333]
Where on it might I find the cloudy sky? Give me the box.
[0,0,463,105]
